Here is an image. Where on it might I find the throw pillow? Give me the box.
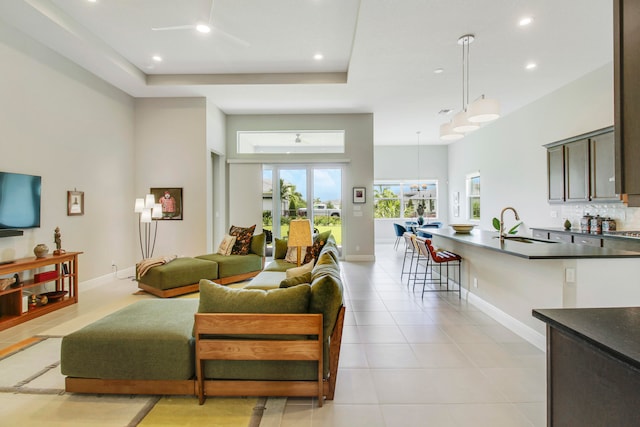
[198,279,311,314]
[285,246,307,264]
[280,271,313,288]
[304,230,332,264]
[229,224,256,255]
[216,234,236,256]
[274,237,288,259]
[286,260,314,278]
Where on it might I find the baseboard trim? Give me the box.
[344,254,375,262]
[464,289,546,352]
[80,266,135,291]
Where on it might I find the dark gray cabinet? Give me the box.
[565,139,590,202]
[547,146,565,203]
[590,131,617,201]
[545,127,618,203]
[614,0,640,206]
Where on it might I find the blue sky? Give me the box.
[266,168,342,203]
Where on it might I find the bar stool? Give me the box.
[400,232,417,285]
[421,239,462,298]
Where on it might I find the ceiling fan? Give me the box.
[151,0,250,47]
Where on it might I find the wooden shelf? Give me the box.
[0,252,82,331]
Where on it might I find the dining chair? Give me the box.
[393,223,407,250]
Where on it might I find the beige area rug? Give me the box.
[0,336,285,427]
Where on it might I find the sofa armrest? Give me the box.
[194,312,323,405]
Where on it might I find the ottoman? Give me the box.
[138,257,218,297]
[61,300,198,382]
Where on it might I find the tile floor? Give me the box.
[0,242,546,426]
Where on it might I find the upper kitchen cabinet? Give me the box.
[545,127,618,203]
[614,0,640,206]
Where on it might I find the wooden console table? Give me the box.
[0,252,82,331]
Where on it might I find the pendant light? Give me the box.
[439,34,500,141]
[451,35,479,133]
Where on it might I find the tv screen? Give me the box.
[0,172,42,229]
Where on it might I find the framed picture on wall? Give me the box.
[353,187,366,204]
[149,188,183,220]
[67,190,84,216]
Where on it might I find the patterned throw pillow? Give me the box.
[216,234,236,256]
[303,230,332,264]
[229,224,256,255]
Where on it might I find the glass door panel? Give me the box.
[312,168,342,246]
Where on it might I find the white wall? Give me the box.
[225,114,375,261]
[206,101,227,251]
[0,21,135,280]
[448,63,614,233]
[134,98,209,258]
[374,145,449,241]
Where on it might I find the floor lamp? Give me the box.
[288,219,313,266]
[134,195,162,259]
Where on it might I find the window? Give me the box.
[467,174,481,221]
[374,180,438,219]
[238,131,345,154]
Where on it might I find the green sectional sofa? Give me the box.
[61,235,345,405]
[137,233,266,297]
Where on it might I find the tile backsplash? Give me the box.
[560,203,640,230]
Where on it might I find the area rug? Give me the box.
[0,337,286,426]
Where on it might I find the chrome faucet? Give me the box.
[500,207,520,241]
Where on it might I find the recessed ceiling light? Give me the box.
[314,53,324,61]
[519,16,534,26]
[433,68,444,74]
[152,55,163,62]
[87,0,97,3]
[526,62,537,70]
[196,24,211,33]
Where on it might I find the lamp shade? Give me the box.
[134,198,144,213]
[144,194,155,209]
[140,208,152,223]
[468,96,500,123]
[288,219,313,247]
[152,203,163,219]
[451,110,480,133]
[439,122,464,141]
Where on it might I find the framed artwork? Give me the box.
[67,190,84,216]
[353,187,366,204]
[149,188,183,220]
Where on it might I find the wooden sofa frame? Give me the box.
[64,306,345,404]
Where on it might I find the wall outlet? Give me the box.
[473,277,478,288]
[565,268,576,283]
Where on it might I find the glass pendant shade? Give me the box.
[468,96,500,123]
[451,110,480,133]
[439,122,464,141]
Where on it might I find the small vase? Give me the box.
[563,219,572,230]
[34,244,49,258]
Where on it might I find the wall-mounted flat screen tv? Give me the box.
[0,172,42,229]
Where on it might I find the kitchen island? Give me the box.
[423,228,640,349]
[533,307,640,426]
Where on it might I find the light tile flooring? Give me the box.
[0,242,546,426]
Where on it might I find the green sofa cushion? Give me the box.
[250,233,266,257]
[263,259,297,272]
[61,300,198,380]
[197,279,311,314]
[139,257,218,290]
[274,237,288,259]
[195,253,262,278]
[280,271,313,288]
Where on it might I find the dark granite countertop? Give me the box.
[425,228,640,259]
[533,307,640,370]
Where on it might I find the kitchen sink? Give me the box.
[494,236,557,244]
